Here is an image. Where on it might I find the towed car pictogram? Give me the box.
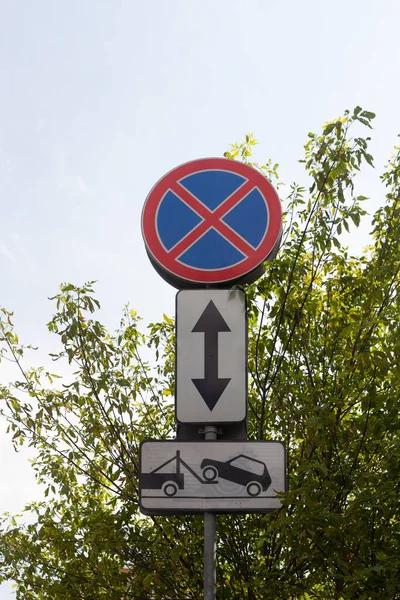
[200,454,272,496]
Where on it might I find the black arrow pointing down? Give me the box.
[191,300,231,411]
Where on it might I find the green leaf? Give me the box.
[365,153,374,167]
[361,110,376,120]
[338,324,354,338]
[323,122,336,135]
[142,573,153,590]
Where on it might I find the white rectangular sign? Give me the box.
[139,440,286,514]
[176,289,247,425]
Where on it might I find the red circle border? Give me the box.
[141,157,282,285]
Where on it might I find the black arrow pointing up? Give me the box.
[191,300,231,411]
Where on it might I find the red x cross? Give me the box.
[167,179,257,260]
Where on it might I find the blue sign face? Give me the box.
[142,158,282,288]
[156,170,269,270]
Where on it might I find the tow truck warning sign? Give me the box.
[139,440,287,514]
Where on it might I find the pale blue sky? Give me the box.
[1,1,400,597]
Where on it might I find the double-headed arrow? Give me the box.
[191,300,231,411]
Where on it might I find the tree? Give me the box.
[1,107,400,599]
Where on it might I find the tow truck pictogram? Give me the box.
[140,450,216,497]
[140,451,271,497]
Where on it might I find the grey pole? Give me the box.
[204,425,217,600]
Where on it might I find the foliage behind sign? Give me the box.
[1,107,400,599]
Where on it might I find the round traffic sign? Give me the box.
[141,157,282,288]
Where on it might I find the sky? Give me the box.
[1,0,400,596]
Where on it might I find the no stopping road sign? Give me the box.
[142,158,282,288]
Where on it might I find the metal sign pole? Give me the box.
[204,425,217,600]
